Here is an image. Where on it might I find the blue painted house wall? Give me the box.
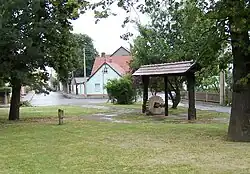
[86,64,121,95]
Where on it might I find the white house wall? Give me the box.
[86,64,121,95]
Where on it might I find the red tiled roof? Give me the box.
[91,56,132,75]
[107,62,126,75]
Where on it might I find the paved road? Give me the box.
[23,92,230,113]
[24,92,106,106]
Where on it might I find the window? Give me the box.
[95,83,101,92]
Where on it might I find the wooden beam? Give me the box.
[76,84,78,95]
[187,73,196,120]
[164,76,169,116]
[142,76,149,113]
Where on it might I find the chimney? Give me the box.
[101,52,105,57]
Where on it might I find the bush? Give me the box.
[106,75,136,104]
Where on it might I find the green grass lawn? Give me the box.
[116,106,229,124]
[104,102,142,109]
[1,105,249,174]
[0,106,106,123]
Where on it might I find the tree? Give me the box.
[72,33,98,77]
[0,0,86,120]
[215,0,250,141]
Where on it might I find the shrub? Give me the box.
[106,75,136,104]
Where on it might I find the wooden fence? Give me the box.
[181,91,232,103]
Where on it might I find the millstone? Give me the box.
[147,95,164,115]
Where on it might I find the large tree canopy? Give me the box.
[130,0,228,108]
[0,0,86,120]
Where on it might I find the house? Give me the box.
[85,46,132,97]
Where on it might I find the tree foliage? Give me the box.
[130,0,227,108]
[72,33,98,77]
[0,0,87,120]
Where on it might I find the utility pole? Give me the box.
[219,70,225,105]
[83,48,87,96]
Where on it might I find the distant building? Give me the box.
[71,77,88,95]
[109,46,131,57]
[73,46,132,97]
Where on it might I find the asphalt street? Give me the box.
[23,92,106,106]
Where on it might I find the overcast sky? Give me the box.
[71,5,149,55]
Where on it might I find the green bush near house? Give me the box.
[106,75,136,104]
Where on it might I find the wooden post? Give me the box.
[58,109,64,125]
[164,76,168,116]
[142,76,149,113]
[76,84,78,95]
[187,73,196,120]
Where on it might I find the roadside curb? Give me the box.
[61,92,86,99]
[61,92,109,99]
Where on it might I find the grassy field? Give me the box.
[0,105,249,174]
[0,106,106,123]
[116,108,229,124]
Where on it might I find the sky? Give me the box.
[71,5,149,55]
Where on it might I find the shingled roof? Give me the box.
[132,60,197,76]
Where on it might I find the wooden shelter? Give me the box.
[132,60,199,120]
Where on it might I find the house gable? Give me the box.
[91,56,131,75]
[86,63,122,95]
[110,46,130,57]
[88,62,122,82]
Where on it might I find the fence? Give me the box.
[181,91,232,103]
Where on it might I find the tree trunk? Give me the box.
[9,83,21,120]
[69,83,71,93]
[172,89,181,109]
[227,16,250,141]
[168,80,181,109]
